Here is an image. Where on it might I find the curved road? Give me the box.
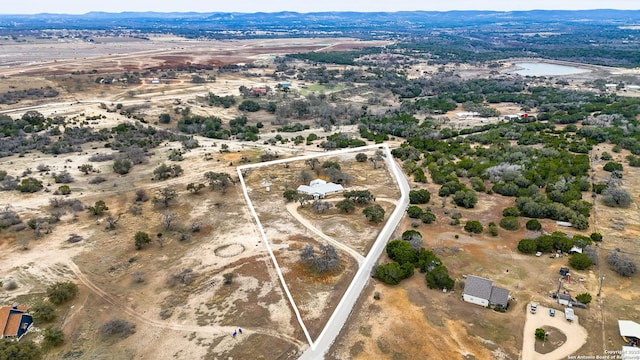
[299,144,410,359]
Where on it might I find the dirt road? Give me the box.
[521,303,588,360]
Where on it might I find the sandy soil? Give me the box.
[522,304,588,360]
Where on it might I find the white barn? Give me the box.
[462,275,510,309]
[297,179,344,199]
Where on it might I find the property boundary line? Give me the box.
[236,143,392,351]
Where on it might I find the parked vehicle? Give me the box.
[549,308,555,317]
[530,303,538,314]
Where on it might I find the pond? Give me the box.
[510,62,591,76]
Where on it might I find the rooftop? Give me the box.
[619,320,640,339]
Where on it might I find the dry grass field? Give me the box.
[0,34,639,360]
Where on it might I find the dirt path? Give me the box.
[521,303,588,360]
[285,202,366,265]
[65,260,306,348]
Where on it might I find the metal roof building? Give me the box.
[297,179,344,199]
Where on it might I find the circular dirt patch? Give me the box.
[214,243,245,257]
[535,326,567,354]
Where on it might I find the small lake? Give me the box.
[510,62,591,76]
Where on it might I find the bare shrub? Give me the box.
[166,269,196,287]
[0,205,22,229]
[129,204,142,216]
[37,164,51,172]
[311,200,332,214]
[67,234,83,243]
[607,249,637,277]
[49,198,84,212]
[89,153,115,162]
[134,189,149,203]
[100,319,136,338]
[123,146,147,165]
[132,272,145,283]
[52,170,74,184]
[88,176,107,184]
[602,188,632,208]
[300,244,340,274]
[583,246,598,265]
[161,211,178,231]
[0,176,19,191]
[3,279,18,290]
[159,309,173,320]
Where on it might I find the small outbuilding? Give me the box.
[557,293,574,306]
[462,275,510,309]
[0,305,33,340]
[297,179,344,199]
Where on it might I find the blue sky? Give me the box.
[2,0,639,14]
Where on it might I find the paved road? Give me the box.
[298,143,410,359]
[522,303,588,360]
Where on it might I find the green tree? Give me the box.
[416,248,440,273]
[78,163,94,174]
[502,207,520,217]
[363,204,385,224]
[355,153,368,162]
[30,302,56,322]
[526,219,542,231]
[488,222,499,236]
[0,339,41,360]
[375,262,412,285]
[238,99,261,112]
[134,231,151,250]
[500,216,520,231]
[453,189,478,208]
[409,189,431,204]
[406,205,423,219]
[386,240,417,265]
[518,239,538,254]
[569,253,593,270]
[464,220,484,234]
[46,281,78,305]
[153,163,183,180]
[590,232,603,242]
[152,188,177,208]
[421,210,436,224]
[113,158,132,175]
[535,328,547,341]
[186,183,205,194]
[56,185,71,195]
[17,177,43,193]
[158,113,171,124]
[344,189,374,204]
[204,171,233,194]
[88,200,108,216]
[425,265,454,290]
[603,162,623,172]
[283,189,299,202]
[43,327,64,347]
[576,292,592,305]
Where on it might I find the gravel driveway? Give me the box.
[521,303,588,360]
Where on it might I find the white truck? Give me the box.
[530,302,538,314]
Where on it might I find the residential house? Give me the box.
[462,275,510,309]
[296,179,344,199]
[0,305,33,340]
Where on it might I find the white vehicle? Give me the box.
[530,302,538,314]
